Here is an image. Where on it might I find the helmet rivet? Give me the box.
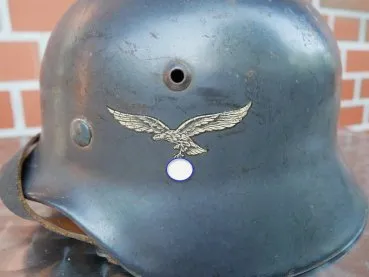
[163,61,192,91]
[70,119,92,147]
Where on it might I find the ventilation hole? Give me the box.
[170,69,185,84]
[163,61,192,91]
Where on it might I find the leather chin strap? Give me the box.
[0,134,93,244]
[0,134,122,267]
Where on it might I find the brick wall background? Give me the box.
[0,0,368,138]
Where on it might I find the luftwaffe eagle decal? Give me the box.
[107,102,252,158]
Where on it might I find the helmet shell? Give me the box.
[1,0,367,276]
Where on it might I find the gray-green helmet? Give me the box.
[0,0,367,276]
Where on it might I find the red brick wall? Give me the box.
[317,0,369,131]
[0,0,368,138]
[0,0,74,138]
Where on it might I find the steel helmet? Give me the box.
[0,0,367,276]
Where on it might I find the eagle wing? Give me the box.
[107,107,170,134]
[176,102,252,137]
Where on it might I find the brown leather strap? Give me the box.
[0,136,37,220]
[0,135,93,244]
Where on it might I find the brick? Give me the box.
[341,80,355,100]
[321,0,369,12]
[9,0,75,31]
[347,51,369,72]
[22,90,41,127]
[0,139,20,166]
[334,17,360,41]
[361,79,369,98]
[0,43,39,81]
[0,92,14,129]
[339,106,364,127]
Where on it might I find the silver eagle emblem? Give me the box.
[107,102,252,158]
